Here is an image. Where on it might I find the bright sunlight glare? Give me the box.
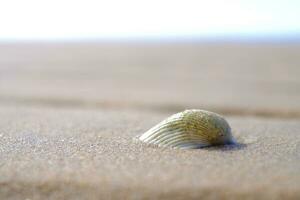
[0,0,300,40]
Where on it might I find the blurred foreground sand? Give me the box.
[0,42,300,199]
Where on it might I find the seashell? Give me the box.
[139,109,235,149]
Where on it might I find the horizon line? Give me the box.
[1,33,300,44]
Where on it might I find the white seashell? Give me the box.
[139,109,235,149]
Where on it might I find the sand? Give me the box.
[1,42,300,117]
[0,105,300,200]
[0,42,300,199]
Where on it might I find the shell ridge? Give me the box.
[163,136,210,147]
[157,131,211,146]
[148,129,184,145]
[140,118,185,142]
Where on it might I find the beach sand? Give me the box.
[0,42,299,199]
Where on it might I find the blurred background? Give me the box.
[1,0,300,117]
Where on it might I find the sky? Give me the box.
[0,0,300,41]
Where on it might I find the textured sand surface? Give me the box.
[0,42,300,199]
[0,105,300,200]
